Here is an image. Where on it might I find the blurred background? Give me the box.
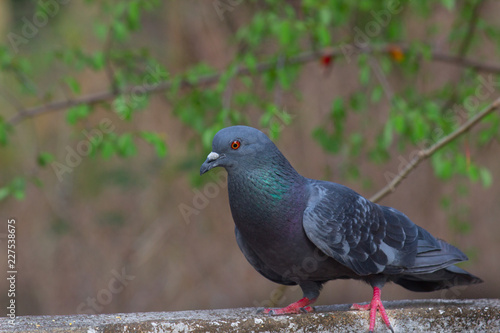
[0,0,499,316]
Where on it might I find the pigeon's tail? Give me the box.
[404,227,470,274]
[394,265,483,292]
[392,226,482,292]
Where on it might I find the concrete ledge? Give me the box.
[1,299,499,332]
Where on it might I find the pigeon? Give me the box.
[200,125,482,332]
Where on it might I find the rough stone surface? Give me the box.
[1,299,499,333]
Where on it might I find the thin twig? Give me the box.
[370,96,500,203]
[6,44,500,126]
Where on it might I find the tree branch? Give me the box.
[6,43,500,126]
[429,51,500,75]
[369,96,500,203]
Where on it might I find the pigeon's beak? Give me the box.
[200,152,222,175]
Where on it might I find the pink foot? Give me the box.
[259,297,316,315]
[351,287,394,333]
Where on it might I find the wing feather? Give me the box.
[303,180,419,276]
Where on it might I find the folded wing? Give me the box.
[302,180,469,277]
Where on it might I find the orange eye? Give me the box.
[231,140,241,150]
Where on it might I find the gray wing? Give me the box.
[235,227,296,285]
[302,180,420,276]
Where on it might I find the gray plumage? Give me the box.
[200,125,482,305]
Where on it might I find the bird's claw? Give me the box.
[257,308,274,315]
[259,308,288,316]
[258,306,314,316]
[368,326,394,333]
[257,297,316,315]
[351,287,393,333]
[300,306,314,313]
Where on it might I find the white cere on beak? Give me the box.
[207,152,220,161]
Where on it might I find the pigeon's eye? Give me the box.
[231,140,241,150]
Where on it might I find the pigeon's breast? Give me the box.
[227,170,312,263]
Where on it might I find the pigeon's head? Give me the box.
[200,126,277,175]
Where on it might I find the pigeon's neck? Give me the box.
[226,152,307,235]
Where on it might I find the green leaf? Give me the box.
[9,177,26,200]
[393,114,406,134]
[316,25,331,47]
[468,164,480,182]
[116,133,137,157]
[368,146,390,164]
[387,20,405,41]
[432,153,453,180]
[479,168,493,188]
[449,215,471,234]
[113,95,133,120]
[37,152,55,167]
[262,70,277,90]
[64,77,81,94]
[240,76,252,89]
[331,98,345,122]
[127,1,141,30]
[349,92,367,112]
[441,0,455,10]
[440,196,451,209]
[90,51,105,70]
[381,121,393,148]
[319,7,332,25]
[202,128,217,149]
[0,187,10,201]
[0,118,13,146]
[277,68,291,90]
[359,63,370,86]
[140,131,168,157]
[93,23,108,41]
[312,127,341,154]
[112,21,129,41]
[412,114,427,142]
[277,20,292,46]
[100,140,115,159]
[66,104,91,125]
[371,86,383,103]
[348,132,364,157]
[268,122,283,140]
[243,54,258,72]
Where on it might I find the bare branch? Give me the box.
[370,96,500,203]
[429,51,500,74]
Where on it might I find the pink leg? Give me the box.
[351,287,394,333]
[260,297,317,315]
